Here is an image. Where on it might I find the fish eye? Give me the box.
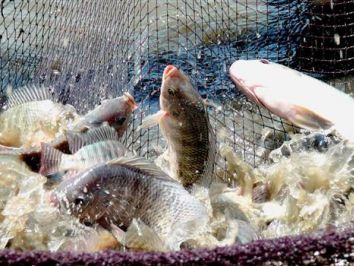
[168,88,175,96]
[172,111,179,117]
[116,117,126,125]
[83,221,93,227]
[260,59,270,64]
[74,196,87,207]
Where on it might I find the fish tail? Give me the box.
[39,143,64,176]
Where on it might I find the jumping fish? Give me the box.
[39,126,132,176]
[51,156,209,250]
[139,65,216,187]
[229,59,354,141]
[72,92,138,137]
[0,85,78,148]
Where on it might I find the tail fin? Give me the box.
[39,143,64,176]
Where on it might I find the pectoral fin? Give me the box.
[137,110,168,131]
[124,219,168,252]
[110,220,167,251]
[290,105,334,130]
[253,87,333,130]
[110,223,127,246]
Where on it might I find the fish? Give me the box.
[139,65,216,187]
[0,125,124,174]
[72,92,138,137]
[39,126,132,176]
[51,156,209,250]
[229,59,354,142]
[0,85,78,148]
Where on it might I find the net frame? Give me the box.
[0,0,353,262]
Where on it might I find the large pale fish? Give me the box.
[51,156,209,250]
[0,85,78,148]
[229,59,354,141]
[39,126,132,176]
[72,92,138,137]
[140,65,216,187]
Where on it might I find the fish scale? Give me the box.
[173,111,211,181]
[157,65,215,187]
[53,158,208,250]
[40,140,132,176]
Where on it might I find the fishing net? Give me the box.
[0,0,353,264]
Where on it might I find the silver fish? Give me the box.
[140,65,216,187]
[51,156,209,250]
[73,92,138,137]
[0,85,78,148]
[39,126,131,176]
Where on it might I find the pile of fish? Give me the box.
[0,61,353,253]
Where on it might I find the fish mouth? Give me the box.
[163,65,178,79]
[123,92,138,111]
[229,66,265,107]
[163,65,186,81]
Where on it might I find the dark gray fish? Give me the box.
[52,156,209,250]
[73,92,138,137]
[140,65,215,188]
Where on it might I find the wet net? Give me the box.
[0,0,353,264]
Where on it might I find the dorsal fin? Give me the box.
[7,85,56,108]
[107,155,178,183]
[66,125,119,153]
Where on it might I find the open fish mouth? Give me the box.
[163,65,179,79]
[123,92,138,111]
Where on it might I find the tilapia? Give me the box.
[229,59,354,142]
[51,156,209,250]
[39,126,132,176]
[72,92,138,137]
[140,65,216,187]
[0,125,125,173]
[0,85,78,148]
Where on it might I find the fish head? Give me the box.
[160,65,204,122]
[52,172,106,226]
[230,60,336,130]
[86,92,138,137]
[229,59,279,107]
